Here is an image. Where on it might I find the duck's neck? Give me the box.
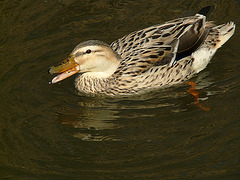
[74,73,115,95]
[75,56,121,95]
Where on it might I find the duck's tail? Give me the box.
[197,6,211,16]
[210,22,235,49]
[192,22,235,73]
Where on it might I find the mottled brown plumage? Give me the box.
[49,7,235,96]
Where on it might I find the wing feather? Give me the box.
[111,14,208,77]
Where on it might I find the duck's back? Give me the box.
[73,7,235,96]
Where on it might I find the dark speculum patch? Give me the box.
[197,19,203,33]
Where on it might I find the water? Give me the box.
[0,0,240,179]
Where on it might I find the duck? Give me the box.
[49,6,235,96]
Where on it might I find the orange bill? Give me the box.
[49,56,80,84]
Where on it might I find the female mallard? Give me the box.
[49,6,235,96]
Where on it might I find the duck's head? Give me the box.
[49,40,121,84]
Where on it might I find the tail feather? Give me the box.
[197,6,212,16]
[192,22,235,73]
[211,22,235,49]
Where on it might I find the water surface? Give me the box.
[0,0,240,179]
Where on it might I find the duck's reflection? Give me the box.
[56,98,122,141]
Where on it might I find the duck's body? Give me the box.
[49,7,235,96]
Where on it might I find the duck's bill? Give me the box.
[49,56,80,84]
[50,66,80,84]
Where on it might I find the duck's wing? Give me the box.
[111,14,212,77]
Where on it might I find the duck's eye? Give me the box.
[86,49,91,54]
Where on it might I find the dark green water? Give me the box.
[0,0,240,179]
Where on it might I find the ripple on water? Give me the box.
[0,0,240,179]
